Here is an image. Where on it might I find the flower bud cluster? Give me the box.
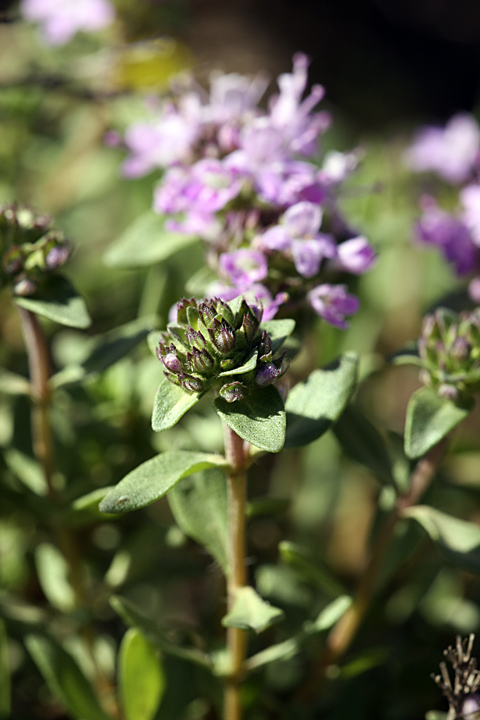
[0,204,71,296]
[418,307,480,402]
[156,297,289,402]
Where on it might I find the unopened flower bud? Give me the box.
[180,375,205,394]
[219,381,248,403]
[209,318,236,355]
[162,352,183,374]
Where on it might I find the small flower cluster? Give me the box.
[121,54,375,327]
[20,0,115,46]
[432,635,480,720]
[406,113,480,301]
[0,204,70,296]
[156,297,289,402]
[417,307,480,402]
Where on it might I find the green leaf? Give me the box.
[103,211,198,268]
[218,350,258,377]
[34,544,76,612]
[15,276,91,328]
[333,404,395,486]
[25,634,111,720]
[66,487,116,525]
[0,621,10,718]
[285,352,358,448]
[260,319,296,352]
[119,628,165,720]
[110,596,212,670]
[151,376,200,432]
[52,318,152,388]
[425,712,448,720]
[403,505,480,575]
[222,587,284,633]
[309,595,353,632]
[279,541,346,597]
[404,386,472,459]
[99,451,227,514]
[214,385,286,453]
[4,449,47,495]
[168,467,229,574]
[0,369,30,396]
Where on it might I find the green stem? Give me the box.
[223,423,248,720]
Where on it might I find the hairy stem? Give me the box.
[223,423,248,720]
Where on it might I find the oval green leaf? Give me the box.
[99,451,227,514]
[214,385,286,453]
[404,386,473,459]
[285,352,358,448]
[152,376,201,431]
[15,276,91,328]
[119,628,165,720]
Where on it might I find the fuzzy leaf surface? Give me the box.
[222,587,284,633]
[403,505,480,575]
[168,467,228,574]
[104,211,198,267]
[285,352,358,448]
[15,276,91,328]
[152,376,200,431]
[99,451,227,514]
[214,385,285,452]
[404,386,472,459]
[119,628,165,720]
[260,318,296,352]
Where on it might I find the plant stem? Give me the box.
[223,423,248,720]
[325,440,446,666]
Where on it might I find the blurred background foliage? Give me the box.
[1,1,480,719]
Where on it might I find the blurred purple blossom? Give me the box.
[308,284,360,328]
[335,236,377,275]
[405,113,480,184]
[219,250,268,288]
[20,0,114,45]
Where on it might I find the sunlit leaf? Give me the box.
[151,376,200,432]
[405,386,472,459]
[34,544,76,612]
[99,451,227,514]
[214,385,286,452]
[260,319,296,353]
[222,587,284,633]
[119,628,165,720]
[285,353,358,448]
[15,276,91,328]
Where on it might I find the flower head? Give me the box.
[20,0,114,45]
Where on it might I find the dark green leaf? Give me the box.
[222,587,284,633]
[151,376,200,432]
[333,404,395,486]
[403,505,480,575]
[279,541,346,597]
[25,634,111,720]
[0,621,10,718]
[99,451,226,514]
[214,385,286,452]
[119,628,165,720]
[104,211,198,268]
[110,596,212,670]
[246,497,290,518]
[168,467,228,574]
[285,352,358,448]
[15,276,91,328]
[52,318,152,388]
[260,319,296,353]
[404,386,472,459]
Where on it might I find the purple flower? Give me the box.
[335,237,376,275]
[20,0,114,45]
[219,249,268,288]
[308,284,360,328]
[405,113,480,184]
[207,281,287,321]
[416,196,478,275]
[460,183,480,246]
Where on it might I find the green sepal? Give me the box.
[118,628,165,720]
[25,634,111,720]
[110,596,212,670]
[151,376,201,432]
[404,386,473,459]
[403,505,480,575]
[168,467,229,575]
[214,385,286,453]
[222,587,285,633]
[285,352,358,448]
[99,451,227,514]
[15,275,91,328]
[103,211,198,268]
[218,349,258,377]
